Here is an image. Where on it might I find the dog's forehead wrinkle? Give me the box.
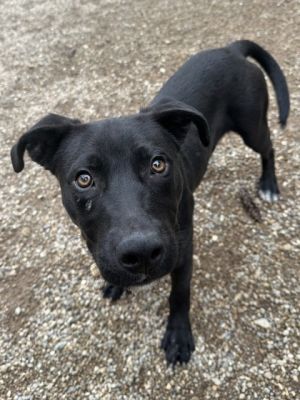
[68,116,176,165]
[94,114,169,145]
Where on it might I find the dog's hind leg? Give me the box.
[258,145,280,203]
[238,119,280,203]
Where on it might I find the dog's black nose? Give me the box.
[117,233,163,273]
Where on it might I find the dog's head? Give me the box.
[11,98,209,287]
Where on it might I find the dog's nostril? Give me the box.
[121,252,139,266]
[151,246,163,261]
[118,235,163,270]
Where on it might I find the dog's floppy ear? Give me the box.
[11,114,81,174]
[141,98,210,147]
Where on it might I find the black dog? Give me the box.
[11,40,289,365]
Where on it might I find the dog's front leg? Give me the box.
[161,232,194,365]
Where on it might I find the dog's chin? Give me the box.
[99,264,173,288]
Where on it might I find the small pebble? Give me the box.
[15,307,22,316]
[90,264,100,278]
[253,318,272,329]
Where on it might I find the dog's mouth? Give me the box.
[97,260,171,288]
[101,267,154,288]
[123,272,149,286]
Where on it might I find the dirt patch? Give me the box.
[0,267,40,334]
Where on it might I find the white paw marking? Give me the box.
[259,190,279,203]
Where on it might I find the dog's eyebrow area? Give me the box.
[134,142,172,159]
[66,154,104,181]
[133,145,155,162]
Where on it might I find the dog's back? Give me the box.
[154,41,289,140]
[152,40,289,197]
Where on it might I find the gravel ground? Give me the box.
[0,0,299,399]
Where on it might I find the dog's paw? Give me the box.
[102,284,124,301]
[258,177,280,203]
[161,324,195,365]
[258,189,279,203]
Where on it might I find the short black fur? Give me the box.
[11,40,289,365]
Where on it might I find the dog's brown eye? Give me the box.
[151,157,167,174]
[75,172,93,189]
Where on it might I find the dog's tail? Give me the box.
[229,40,290,128]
